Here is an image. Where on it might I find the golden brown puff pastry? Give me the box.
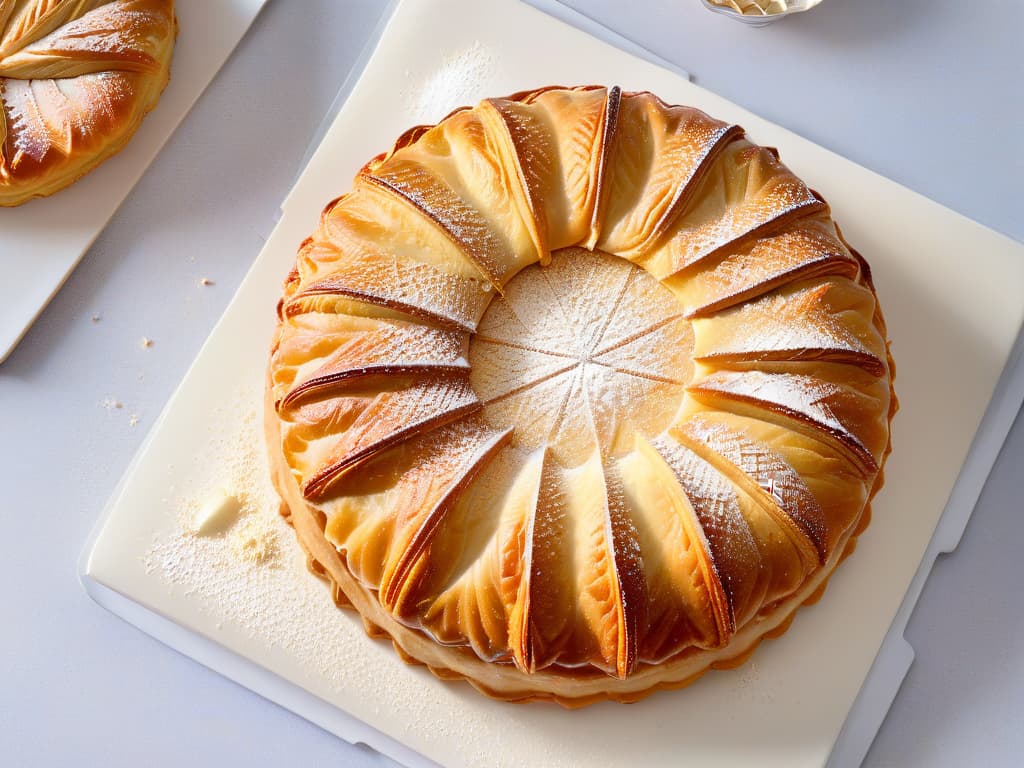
[0,0,176,207]
[266,86,897,706]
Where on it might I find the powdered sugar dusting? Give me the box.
[1,68,136,173]
[651,435,760,618]
[680,414,829,556]
[665,179,818,275]
[144,385,294,613]
[294,250,491,332]
[0,4,169,78]
[0,0,173,190]
[600,95,736,253]
[151,386,674,762]
[0,77,51,164]
[640,141,821,279]
[277,320,470,407]
[694,280,878,367]
[146,384,282,571]
[368,158,514,286]
[694,370,850,442]
[469,249,690,466]
[398,41,495,123]
[140,383,516,764]
[674,219,858,317]
[229,514,279,565]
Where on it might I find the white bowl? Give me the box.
[700,0,824,27]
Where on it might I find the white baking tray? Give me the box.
[0,0,269,365]
[82,0,1024,766]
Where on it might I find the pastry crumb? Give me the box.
[90,313,102,323]
[102,397,123,411]
[199,277,214,286]
[129,413,140,428]
[230,516,279,565]
[140,336,153,349]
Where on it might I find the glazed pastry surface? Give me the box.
[0,0,176,206]
[267,86,895,705]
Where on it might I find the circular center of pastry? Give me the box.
[469,248,694,467]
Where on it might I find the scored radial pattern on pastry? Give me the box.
[267,85,895,706]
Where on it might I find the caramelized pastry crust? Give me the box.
[266,86,896,705]
[0,0,176,207]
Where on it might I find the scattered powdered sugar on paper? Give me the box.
[140,383,514,766]
[141,384,392,696]
[398,41,495,122]
[145,382,288,584]
[229,515,279,565]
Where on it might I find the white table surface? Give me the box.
[1,1,1021,765]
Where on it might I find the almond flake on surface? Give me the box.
[192,488,242,536]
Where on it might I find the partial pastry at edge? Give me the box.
[0,0,177,207]
[266,85,897,706]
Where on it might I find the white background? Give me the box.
[1,1,1021,765]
